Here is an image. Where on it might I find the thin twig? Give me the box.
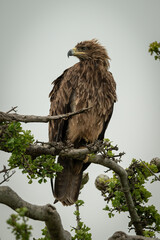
[6,106,18,114]
[139,159,160,181]
[0,170,16,185]
[75,202,81,230]
[0,165,12,174]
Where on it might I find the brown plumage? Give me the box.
[49,39,117,206]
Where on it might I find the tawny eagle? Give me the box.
[49,39,117,206]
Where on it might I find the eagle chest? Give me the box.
[66,70,109,143]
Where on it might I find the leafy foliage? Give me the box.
[24,154,63,184]
[0,121,34,153]
[148,41,160,61]
[7,207,32,240]
[34,227,51,240]
[7,208,51,240]
[72,222,92,240]
[71,200,92,240]
[101,159,160,236]
[0,122,63,183]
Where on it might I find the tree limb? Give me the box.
[108,231,160,240]
[0,138,106,160]
[0,107,92,123]
[89,155,143,235]
[0,186,71,240]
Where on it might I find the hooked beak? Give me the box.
[67,47,86,58]
[67,48,76,58]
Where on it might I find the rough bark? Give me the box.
[108,231,160,240]
[0,107,91,123]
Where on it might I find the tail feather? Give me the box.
[53,156,83,206]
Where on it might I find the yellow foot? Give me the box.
[83,154,89,163]
[78,146,89,163]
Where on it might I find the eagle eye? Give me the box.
[81,46,88,51]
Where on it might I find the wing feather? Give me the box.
[49,66,79,142]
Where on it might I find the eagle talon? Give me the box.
[83,155,89,163]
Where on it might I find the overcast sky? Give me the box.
[0,0,160,239]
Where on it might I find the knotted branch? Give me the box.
[0,186,71,240]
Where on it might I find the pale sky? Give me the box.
[0,0,160,239]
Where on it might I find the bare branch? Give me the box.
[0,166,16,185]
[0,170,16,185]
[0,186,71,240]
[0,107,92,123]
[0,165,12,174]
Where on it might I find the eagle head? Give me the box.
[68,39,110,66]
